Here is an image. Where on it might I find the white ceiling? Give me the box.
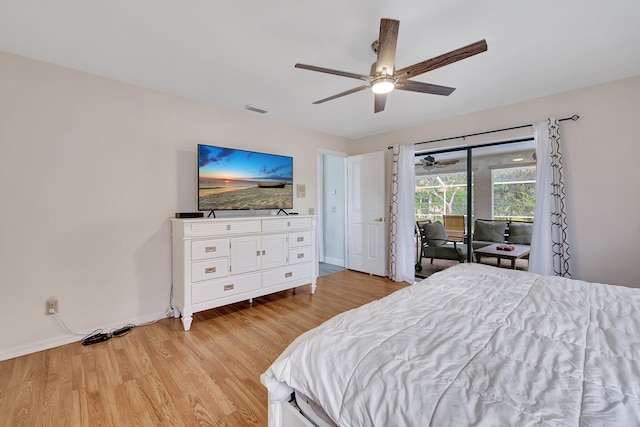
[1,0,639,139]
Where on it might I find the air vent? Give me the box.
[245,104,269,114]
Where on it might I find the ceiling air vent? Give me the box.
[244,104,269,114]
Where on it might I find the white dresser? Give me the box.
[171,215,317,330]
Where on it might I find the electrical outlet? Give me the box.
[46,297,58,315]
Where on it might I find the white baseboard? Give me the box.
[0,309,173,362]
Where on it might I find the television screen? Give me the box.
[198,144,293,211]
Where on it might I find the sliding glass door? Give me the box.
[414,139,535,276]
[414,152,469,274]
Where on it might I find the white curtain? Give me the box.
[389,144,415,283]
[529,118,572,277]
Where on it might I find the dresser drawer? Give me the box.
[289,246,311,264]
[289,231,311,248]
[262,217,313,232]
[262,263,311,288]
[192,273,261,304]
[191,238,229,261]
[191,220,261,237]
[191,258,229,282]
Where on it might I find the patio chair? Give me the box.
[416,221,467,272]
[443,214,465,242]
[415,220,431,266]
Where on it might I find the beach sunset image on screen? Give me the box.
[198,145,293,211]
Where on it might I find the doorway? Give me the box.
[317,150,388,277]
[317,152,347,275]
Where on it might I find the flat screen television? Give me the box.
[198,144,293,212]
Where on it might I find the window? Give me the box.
[492,166,536,221]
[415,172,469,223]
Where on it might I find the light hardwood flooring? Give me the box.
[0,270,408,427]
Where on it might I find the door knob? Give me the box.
[374,218,385,222]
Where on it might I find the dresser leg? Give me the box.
[181,315,193,331]
[172,306,180,318]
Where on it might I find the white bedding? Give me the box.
[261,263,640,426]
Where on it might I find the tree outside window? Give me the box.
[492,166,536,221]
[415,172,468,222]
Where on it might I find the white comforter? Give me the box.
[261,263,640,426]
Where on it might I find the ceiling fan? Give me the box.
[420,155,459,169]
[295,18,487,113]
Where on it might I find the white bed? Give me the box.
[261,263,640,426]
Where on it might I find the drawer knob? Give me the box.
[297,237,304,242]
[205,267,217,274]
[224,284,234,291]
[205,246,217,253]
[297,253,304,259]
[285,272,293,278]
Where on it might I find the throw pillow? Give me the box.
[508,223,534,244]
[422,221,449,247]
[473,220,507,243]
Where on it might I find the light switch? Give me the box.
[297,184,306,198]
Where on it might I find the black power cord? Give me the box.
[81,324,135,346]
[81,332,111,345]
[111,324,135,337]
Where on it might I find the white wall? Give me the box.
[0,52,349,360]
[352,75,640,288]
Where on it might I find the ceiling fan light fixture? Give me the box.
[294,18,487,113]
[371,77,396,94]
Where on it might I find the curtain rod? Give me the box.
[387,114,579,149]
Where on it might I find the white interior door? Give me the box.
[347,151,387,276]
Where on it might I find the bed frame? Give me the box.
[267,396,315,427]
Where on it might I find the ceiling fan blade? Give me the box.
[376,18,399,75]
[395,80,456,96]
[295,63,370,81]
[312,85,369,104]
[395,39,487,80]
[374,93,387,113]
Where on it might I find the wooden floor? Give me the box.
[0,270,407,427]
